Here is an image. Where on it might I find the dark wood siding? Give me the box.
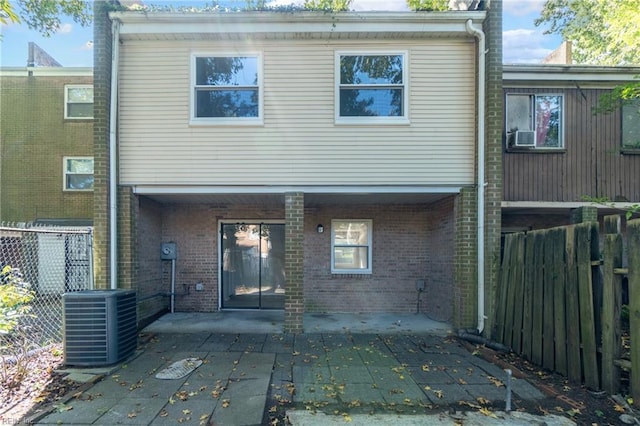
[503,87,640,202]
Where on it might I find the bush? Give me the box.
[0,265,34,335]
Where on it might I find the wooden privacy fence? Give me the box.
[494,216,640,402]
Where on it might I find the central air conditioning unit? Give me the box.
[515,130,536,147]
[63,289,137,366]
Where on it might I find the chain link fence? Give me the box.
[0,223,93,355]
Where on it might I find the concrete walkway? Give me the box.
[31,312,573,425]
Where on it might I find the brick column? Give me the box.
[571,206,598,224]
[483,0,504,337]
[92,1,114,289]
[117,187,137,290]
[284,192,304,333]
[454,187,478,328]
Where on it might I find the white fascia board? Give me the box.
[504,65,640,86]
[502,201,639,209]
[133,185,462,195]
[110,11,485,38]
[0,67,93,77]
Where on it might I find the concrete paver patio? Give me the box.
[30,313,573,425]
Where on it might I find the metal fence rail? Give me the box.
[0,223,93,353]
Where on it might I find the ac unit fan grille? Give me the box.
[63,290,137,366]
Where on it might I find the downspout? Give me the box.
[109,19,120,290]
[465,19,486,334]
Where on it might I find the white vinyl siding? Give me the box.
[118,39,476,186]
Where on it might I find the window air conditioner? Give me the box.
[515,130,536,147]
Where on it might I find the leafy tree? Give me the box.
[535,0,640,66]
[1,0,91,37]
[302,0,352,11]
[406,0,449,11]
[536,0,640,137]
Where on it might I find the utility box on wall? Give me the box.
[161,242,177,260]
[63,290,137,366]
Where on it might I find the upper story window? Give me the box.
[506,94,563,150]
[191,54,262,124]
[64,157,94,191]
[64,85,93,119]
[336,52,408,124]
[622,99,640,151]
[331,220,372,274]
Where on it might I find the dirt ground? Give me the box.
[1,340,638,425]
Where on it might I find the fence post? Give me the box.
[628,219,640,406]
[87,227,95,290]
[575,222,600,390]
[601,215,623,394]
[565,226,582,383]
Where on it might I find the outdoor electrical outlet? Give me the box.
[195,282,204,291]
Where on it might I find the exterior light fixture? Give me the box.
[317,224,324,233]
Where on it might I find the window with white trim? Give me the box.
[506,94,563,149]
[191,54,262,123]
[64,157,94,191]
[331,220,372,274]
[336,52,407,123]
[64,85,93,119]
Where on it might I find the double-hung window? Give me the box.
[336,52,408,123]
[331,220,372,274]
[506,94,563,149]
[64,157,94,191]
[622,99,640,151]
[64,85,93,119]
[191,54,262,124]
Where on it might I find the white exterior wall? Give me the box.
[118,38,476,186]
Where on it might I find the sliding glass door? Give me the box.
[220,223,285,309]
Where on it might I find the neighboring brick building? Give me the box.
[0,67,94,225]
[93,1,503,333]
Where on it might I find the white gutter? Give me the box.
[109,19,120,290]
[465,19,486,334]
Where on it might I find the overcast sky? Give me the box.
[0,0,561,67]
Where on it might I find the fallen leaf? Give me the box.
[476,397,490,405]
[127,412,137,418]
[479,407,497,418]
[222,399,230,408]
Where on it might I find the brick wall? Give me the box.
[0,75,93,222]
[157,202,285,312]
[423,196,456,321]
[137,196,167,325]
[305,203,454,318]
[136,199,456,322]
